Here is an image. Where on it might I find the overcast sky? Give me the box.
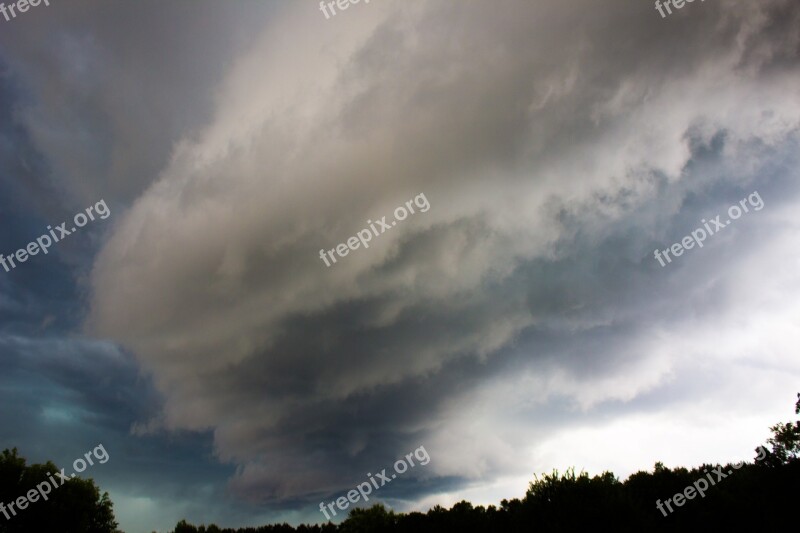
[1,1,799,532]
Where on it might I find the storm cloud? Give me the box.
[84,0,800,506]
[1,1,798,531]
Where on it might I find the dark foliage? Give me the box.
[0,447,118,533]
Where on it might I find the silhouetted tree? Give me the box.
[0,447,117,533]
[339,503,397,533]
[174,519,199,533]
[759,392,800,467]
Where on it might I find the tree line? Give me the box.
[2,394,797,532]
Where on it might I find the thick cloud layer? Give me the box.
[0,0,276,209]
[80,0,800,508]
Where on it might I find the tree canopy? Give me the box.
[0,447,118,533]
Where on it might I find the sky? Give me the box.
[1,0,799,531]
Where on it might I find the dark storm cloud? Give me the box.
[0,0,277,209]
[0,0,797,530]
[80,0,800,514]
[0,337,155,432]
[1,3,292,530]
[0,333,249,531]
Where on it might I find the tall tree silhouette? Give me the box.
[759,392,800,467]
